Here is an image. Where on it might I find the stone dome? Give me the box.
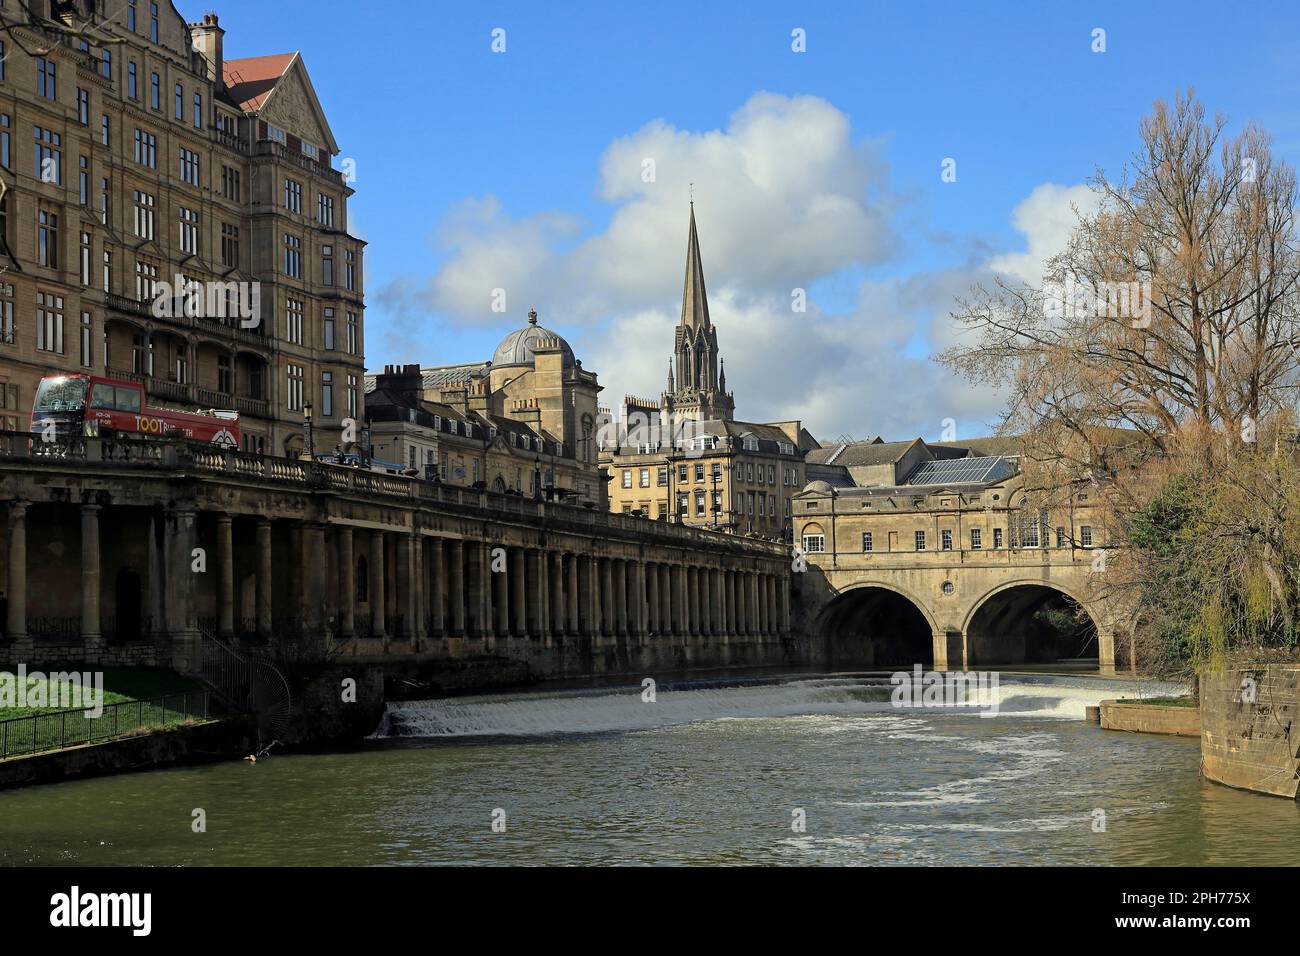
[491,310,576,370]
[803,480,834,494]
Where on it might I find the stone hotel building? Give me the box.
[0,1,364,455]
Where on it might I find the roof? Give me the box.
[491,311,575,369]
[363,362,488,395]
[222,53,296,112]
[904,456,1017,487]
[931,436,1024,457]
[805,439,920,467]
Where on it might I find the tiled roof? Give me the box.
[223,53,296,112]
[805,439,920,467]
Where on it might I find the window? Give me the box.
[970,528,982,550]
[99,176,110,225]
[36,291,64,353]
[345,249,357,291]
[0,41,4,83]
[677,464,688,482]
[657,467,668,486]
[286,298,304,344]
[150,2,159,42]
[78,155,88,205]
[769,465,776,484]
[77,88,89,125]
[0,283,13,345]
[1056,526,1066,548]
[193,92,202,129]
[102,249,112,293]
[101,114,110,146]
[284,178,302,213]
[915,530,926,551]
[323,308,335,350]
[695,463,704,482]
[302,140,320,160]
[862,532,873,552]
[0,114,9,170]
[222,165,241,201]
[221,223,239,268]
[150,72,160,109]
[135,260,158,303]
[128,62,137,99]
[37,209,58,267]
[178,207,198,255]
[941,529,953,551]
[133,190,155,239]
[217,354,232,393]
[322,244,334,286]
[286,363,304,411]
[318,193,334,227]
[179,146,200,186]
[128,0,137,31]
[695,490,706,515]
[346,374,358,418]
[133,128,157,168]
[34,126,62,183]
[102,49,112,81]
[79,230,91,285]
[942,581,955,595]
[284,234,301,277]
[37,57,56,100]
[321,371,333,417]
[346,312,358,354]
[802,534,825,553]
[677,493,689,515]
[1080,526,1093,548]
[640,468,650,488]
[757,464,765,484]
[175,83,183,120]
[993,528,1004,549]
[621,470,632,489]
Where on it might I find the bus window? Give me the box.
[114,387,142,413]
[34,377,89,411]
[91,383,116,408]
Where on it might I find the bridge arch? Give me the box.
[962,579,1099,667]
[815,581,938,669]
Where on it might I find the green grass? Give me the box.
[1121,696,1196,707]
[0,667,201,721]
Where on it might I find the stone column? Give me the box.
[673,564,687,636]
[468,541,489,642]
[550,551,565,638]
[369,530,386,639]
[714,569,726,636]
[1098,627,1116,675]
[659,564,672,637]
[338,526,355,638]
[645,564,658,636]
[495,547,511,637]
[511,547,527,637]
[528,549,545,638]
[579,554,595,637]
[166,507,200,672]
[216,513,234,639]
[428,538,444,638]
[769,574,778,635]
[779,576,790,633]
[412,532,426,645]
[749,572,760,636]
[256,518,272,639]
[5,502,26,651]
[566,554,579,637]
[701,567,713,638]
[396,532,412,640]
[80,503,103,653]
[601,557,615,640]
[448,539,466,636]
[303,522,327,637]
[615,559,628,637]
[632,561,646,641]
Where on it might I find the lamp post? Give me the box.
[303,400,314,460]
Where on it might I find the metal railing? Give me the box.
[0,691,210,760]
[198,626,291,743]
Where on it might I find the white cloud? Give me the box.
[374,93,1090,443]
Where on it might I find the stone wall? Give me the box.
[1099,700,1199,736]
[1200,666,1300,799]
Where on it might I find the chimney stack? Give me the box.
[190,13,225,88]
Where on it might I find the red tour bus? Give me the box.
[31,374,240,448]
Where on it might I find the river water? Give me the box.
[1,672,1298,866]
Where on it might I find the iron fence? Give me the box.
[0,690,210,760]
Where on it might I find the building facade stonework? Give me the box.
[0,2,365,457]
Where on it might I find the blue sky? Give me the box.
[203,0,1300,442]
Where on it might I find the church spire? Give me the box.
[680,202,711,330]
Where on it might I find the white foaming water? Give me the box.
[379,673,1188,739]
